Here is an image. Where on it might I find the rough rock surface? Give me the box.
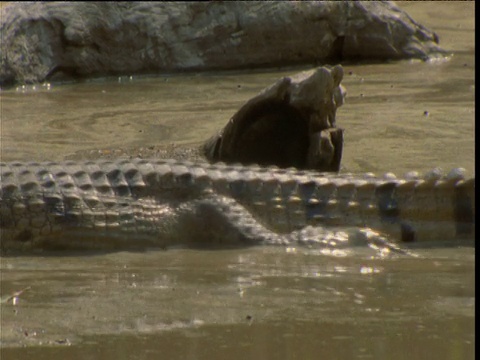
[0,1,446,86]
[203,66,345,172]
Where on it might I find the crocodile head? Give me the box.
[203,65,346,172]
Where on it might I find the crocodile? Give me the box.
[0,159,474,254]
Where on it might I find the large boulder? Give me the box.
[203,65,346,172]
[1,1,446,86]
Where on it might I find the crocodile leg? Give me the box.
[183,194,414,256]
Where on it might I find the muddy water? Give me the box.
[0,2,475,359]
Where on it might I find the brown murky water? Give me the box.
[0,2,475,359]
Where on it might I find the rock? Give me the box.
[203,66,345,172]
[1,2,446,86]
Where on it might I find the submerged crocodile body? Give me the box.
[0,159,475,254]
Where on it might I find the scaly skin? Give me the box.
[0,159,475,254]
